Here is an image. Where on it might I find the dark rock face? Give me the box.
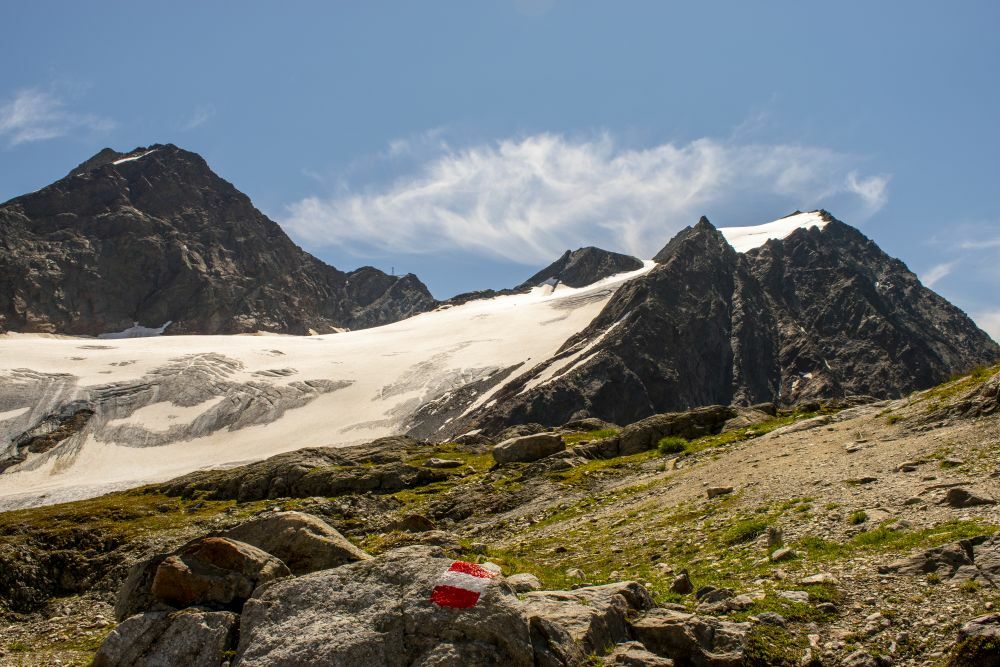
[518,246,644,289]
[746,215,999,402]
[0,144,436,335]
[454,214,998,435]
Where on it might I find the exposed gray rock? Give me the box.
[93,609,237,667]
[492,433,565,464]
[943,487,997,507]
[880,534,1000,586]
[948,613,1000,666]
[706,487,734,499]
[153,436,446,502]
[521,582,655,656]
[507,573,543,593]
[235,546,534,666]
[115,553,171,622]
[221,511,370,575]
[603,641,675,666]
[425,457,463,469]
[150,537,289,609]
[629,608,750,667]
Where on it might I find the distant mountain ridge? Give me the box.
[442,212,1000,433]
[0,144,436,336]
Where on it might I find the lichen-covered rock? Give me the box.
[235,546,533,666]
[93,609,237,667]
[520,582,655,656]
[222,511,370,575]
[114,553,171,622]
[150,537,289,609]
[629,608,750,667]
[603,641,675,666]
[492,433,565,464]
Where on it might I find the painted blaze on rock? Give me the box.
[431,560,498,608]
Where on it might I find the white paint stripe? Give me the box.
[436,570,493,594]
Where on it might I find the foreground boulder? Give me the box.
[235,546,534,665]
[93,609,237,667]
[521,582,655,656]
[947,613,1000,666]
[629,609,750,667]
[222,511,370,575]
[150,537,289,610]
[493,433,565,464]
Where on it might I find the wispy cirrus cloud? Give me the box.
[282,132,890,264]
[0,86,114,146]
[974,310,1000,343]
[179,103,216,131]
[922,261,956,289]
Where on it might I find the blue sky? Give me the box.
[1,1,998,338]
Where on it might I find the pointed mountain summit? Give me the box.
[0,144,436,335]
[517,247,644,289]
[451,212,998,434]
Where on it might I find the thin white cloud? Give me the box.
[974,310,1000,343]
[959,237,1000,250]
[282,132,891,264]
[180,103,215,131]
[0,87,114,146]
[922,261,956,289]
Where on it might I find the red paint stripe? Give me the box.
[431,584,482,608]
[448,561,496,579]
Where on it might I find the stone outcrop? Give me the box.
[149,537,289,610]
[235,546,535,666]
[152,436,447,502]
[0,144,436,335]
[221,511,371,575]
[521,582,655,656]
[880,534,1000,586]
[629,609,750,667]
[93,609,238,667]
[492,433,566,464]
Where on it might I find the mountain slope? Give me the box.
[0,144,436,335]
[455,213,999,433]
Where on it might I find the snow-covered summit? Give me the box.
[719,211,830,253]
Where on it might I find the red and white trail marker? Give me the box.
[430,561,497,609]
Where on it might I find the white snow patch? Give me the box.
[104,396,226,433]
[0,407,30,423]
[719,211,829,253]
[0,261,655,509]
[112,149,158,165]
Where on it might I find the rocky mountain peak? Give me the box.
[517,246,644,289]
[452,212,998,434]
[0,144,436,336]
[652,214,732,264]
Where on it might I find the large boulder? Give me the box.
[492,433,565,464]
[93,609,237,667]
[222,511,370,575]
[520,582,655,656]
[947,613,1000,666]
[629,608,750,667]
[150,537,290,609]
[880,535,1000,586]
[235,546,534,666]
[114,553,171,622]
